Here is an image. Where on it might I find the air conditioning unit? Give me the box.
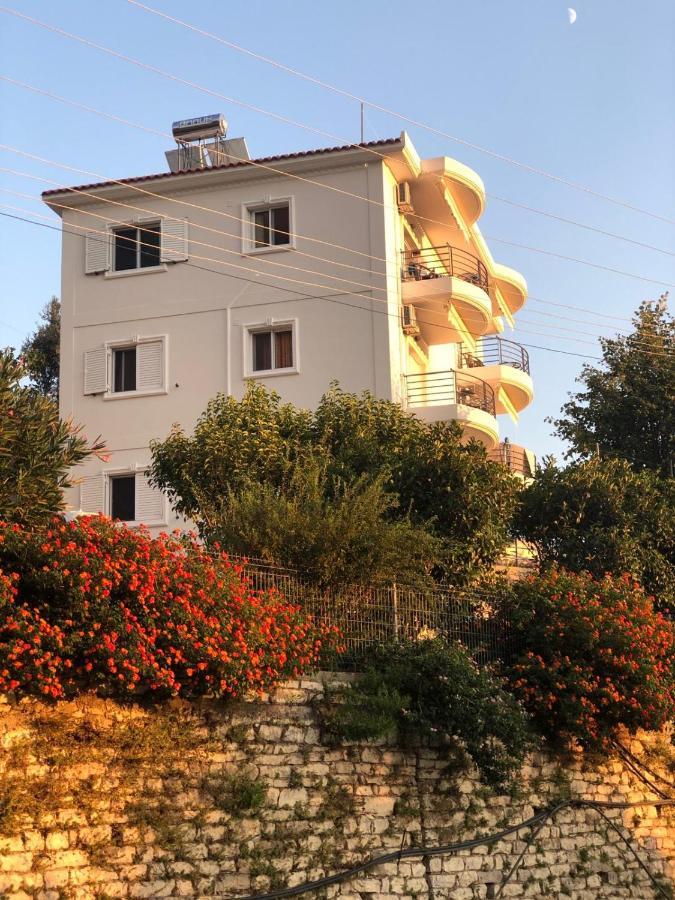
[397,181,414,214]
[401,305,420,336]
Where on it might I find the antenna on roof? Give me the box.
[164,114,251,172]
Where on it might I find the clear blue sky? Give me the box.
[1,0,673,460]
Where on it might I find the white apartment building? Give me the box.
[43,122,535,531]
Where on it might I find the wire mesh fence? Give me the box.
[228,554,520,669]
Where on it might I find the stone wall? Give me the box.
[0,676,673,899]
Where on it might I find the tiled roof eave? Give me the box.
[41,137,403,202]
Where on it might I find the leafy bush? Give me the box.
[0,350,106,526]
[150,383,520,585]
[502,569,675,749]
[207,456,441,587]
[515,457,675,612]
[321,638,533,788]
[0,516,334,700]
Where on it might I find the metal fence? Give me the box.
[229,555,519,668]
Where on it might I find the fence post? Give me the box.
[393,582,400,642]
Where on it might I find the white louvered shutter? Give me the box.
[80,474,105,514]
[136,340,164,392]
[160,218,188,262]
[85,230,111,274]
[83,347,109,395]
[135,471,164,523]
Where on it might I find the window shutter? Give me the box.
[160,218,188,262]
[85,230,111,274]
[80,474,105,514]
[136,341,164,392]
[83,347,109,395]
[135,471,164,523]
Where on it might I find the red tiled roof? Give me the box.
[41,137,402,199]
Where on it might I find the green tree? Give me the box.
[515,456,675,611]
[552,297,674,477]
[20,297,60,399]
[312,386,520,580]
[0,350,106,526]
[150,383,519,585]
[206,456,441,587]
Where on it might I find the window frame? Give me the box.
[102,335,169,401]
[104,465,167,528]
[111,346,137,394]
[241,197,295,254]
[243,319,299,378]
[109,473,136,523]
[110,219,163,273]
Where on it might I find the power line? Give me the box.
[487,194,675,258]
[122,0,675,227]
[528,294,636,324]
[7,205,670,362]
[0,208,608,361]
[4,74,673,261]
[2,181,670,356]
[1,9,674,288]
[2,165,670,356]
[1,142,672,338]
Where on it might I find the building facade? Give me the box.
[43,129,534,532]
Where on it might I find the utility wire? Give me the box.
[5,175,669,355]
[122,0,675,227]
[229,797,675,900]
[1,182,671,357]
[1,8,674,288]
[0,86,671,322]
[1,150,671,350]
[3,201,672,360]
[3,74,673,260]
[0,208,608,361]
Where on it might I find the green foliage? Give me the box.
[201,771,267,816]
[323,675,406,742]
[321,638,534,788]
[552,297,674,477]
[20,297,61,399]
[150,382,519,585]
[0,349,105,526]
[501,569,675,750]
[515,456,675,612]
[206,456,441,587]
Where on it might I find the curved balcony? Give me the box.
[459,336,534,417]
[405,369,498,448]
[494,263,527,316]
[487,442,536,479]
[418,156,486,226]
[401,245,492,342]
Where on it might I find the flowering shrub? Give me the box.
[0,516,334,700]
[503,569,675,749]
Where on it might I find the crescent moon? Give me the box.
[568,7,577,24]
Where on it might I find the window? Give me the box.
[249,203,291,249]
[84,337,166,398]
[110,475,135,522]
[113,222,161,271]
[112,347,136,393]
[251,328,294,373]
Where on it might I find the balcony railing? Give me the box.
[401,245,489,294]
[460,336,530,374]
[405,369,496,416]
[487,442,536,478]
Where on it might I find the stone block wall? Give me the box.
[0,675,673,899]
